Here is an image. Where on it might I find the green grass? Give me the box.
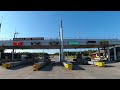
[65,56,76,60]
[65,56,92,60]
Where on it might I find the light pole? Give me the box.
[0,16,3,32]
[12,31,19,60]
[60,18,64,62]
[77,32,80,39]
[14,31,19,53]
[14,31,19,38]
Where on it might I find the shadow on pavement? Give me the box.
[71,62,85,70]
[104,61,119,64]
[9,64,33,70]
[39,61,54,71]
[104,65,115,68]
[52,61,62,66]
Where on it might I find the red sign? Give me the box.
[18,42,23,46]
[13,42,23,46]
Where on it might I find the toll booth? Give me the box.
[73,54,83,62]
[42,53,51,63]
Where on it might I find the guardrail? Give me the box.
[2,60,34,69]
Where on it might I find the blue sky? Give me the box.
[0,11,120,54]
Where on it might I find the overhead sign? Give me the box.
[13,42,23,46]
[49,41,59,45]
[13,37,44,41]
[68,41,79,45]
[87,41,96,43]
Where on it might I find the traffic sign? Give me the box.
[68,41,79,45]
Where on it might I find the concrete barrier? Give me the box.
[63,62,72,70]
[88,61,105,67]
[33,62,45,71]
[2,60,34,69]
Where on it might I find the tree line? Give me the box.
[0,49,97,57]
[54,50,97,56]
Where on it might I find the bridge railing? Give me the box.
[0,38,13,41]
[63,37,119,40]
[43,37,120,40]
[0,37,120,41]
[44,37,60,40]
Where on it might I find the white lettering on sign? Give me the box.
[16,42,19,45]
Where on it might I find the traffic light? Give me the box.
[49,42,53,45]
[31,42,33,45]
[55,41,59,45]
[49,41,59,45]
[37,42,40,45]
[31,42,40,45]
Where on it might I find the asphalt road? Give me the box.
[0,56,120,79]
